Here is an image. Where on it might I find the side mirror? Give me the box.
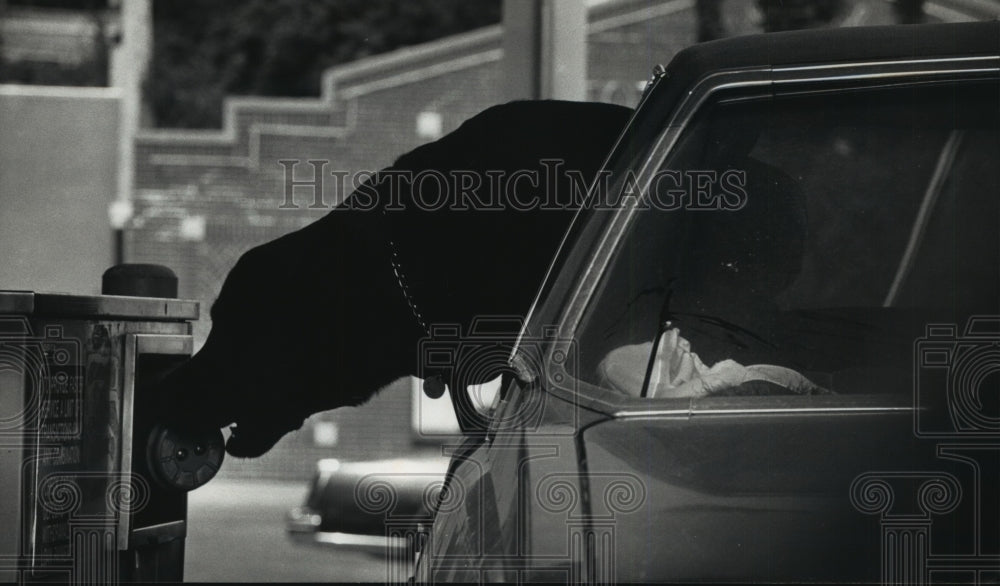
[420,375,502,434]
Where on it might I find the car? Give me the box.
[410,21,1000,583]
[286,455,450,555]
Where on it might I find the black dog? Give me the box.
[159,100,632,458]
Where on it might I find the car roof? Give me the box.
[632,22,1000,155]
[666,21,1000,83]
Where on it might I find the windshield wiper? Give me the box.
[640,286,675,398]
[640,287,776,397]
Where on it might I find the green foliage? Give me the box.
[148,0,501,128]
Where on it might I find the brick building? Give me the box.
[127,0,701,480]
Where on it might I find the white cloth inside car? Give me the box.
[597,327,826,398]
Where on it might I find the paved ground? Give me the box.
[185,479,408,583]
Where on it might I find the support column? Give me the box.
[109,0,153,263]
[502,0,587,102]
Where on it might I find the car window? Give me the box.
[571,80,1000,399]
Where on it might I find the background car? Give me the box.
[287,455,450,555]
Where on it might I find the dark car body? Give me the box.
[414,22,1000,583]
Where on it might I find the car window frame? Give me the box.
[530,55,1000,416]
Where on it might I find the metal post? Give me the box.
[502,0,588,102]
[109,0,153,262]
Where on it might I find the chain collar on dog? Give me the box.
[382,207,430,337]
[382,207,449,398]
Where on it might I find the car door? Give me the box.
[413,376,532,583]
[415,366,606,583]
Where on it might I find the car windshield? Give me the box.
[564,79,1000,399]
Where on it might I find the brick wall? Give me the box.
[128,0,700,481]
